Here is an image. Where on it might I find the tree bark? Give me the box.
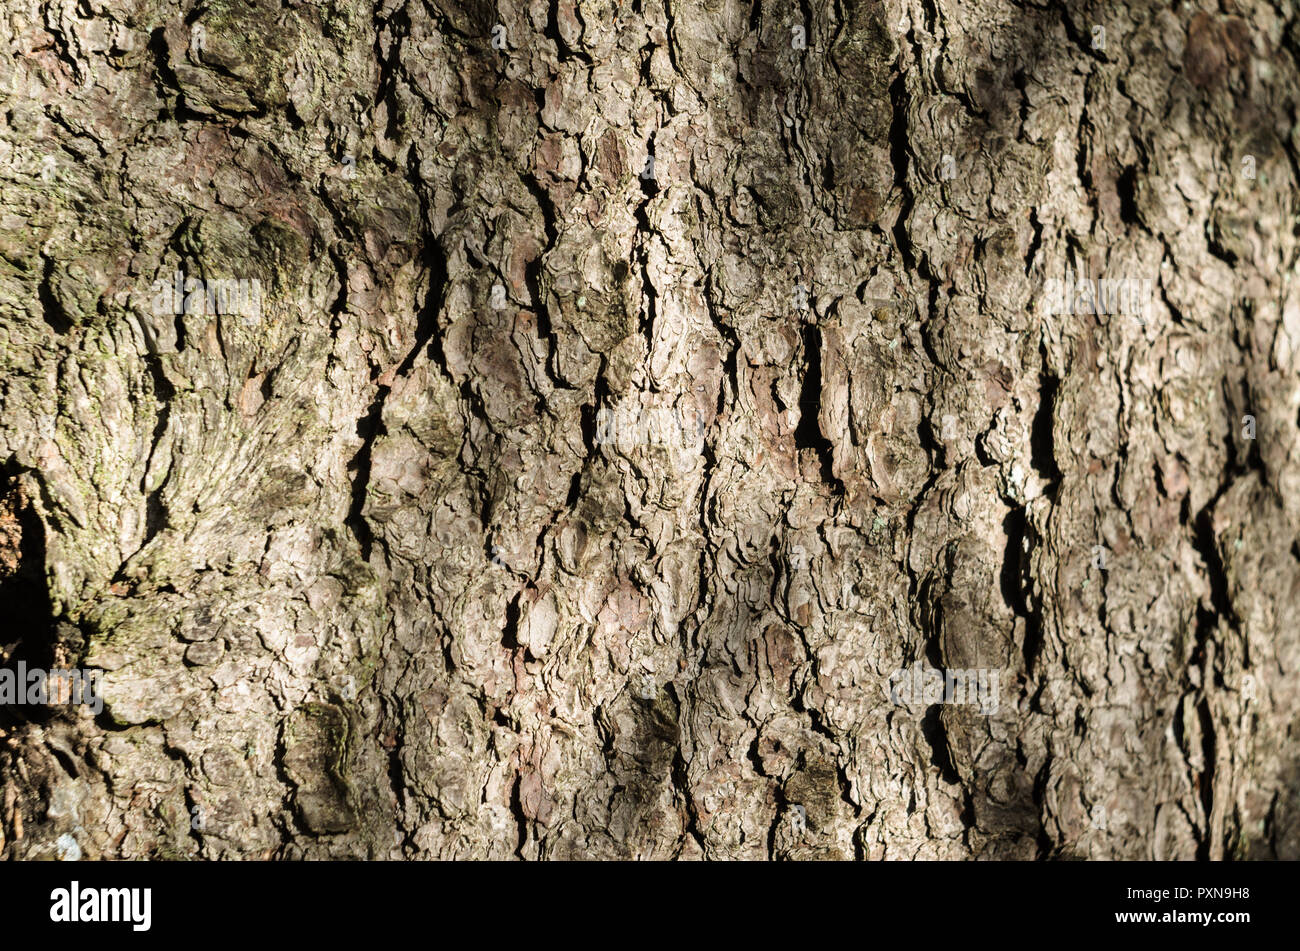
[1,0,1298,860]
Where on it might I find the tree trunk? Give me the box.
[1,0,1298,860]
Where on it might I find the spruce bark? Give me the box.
[1,0,1297,860]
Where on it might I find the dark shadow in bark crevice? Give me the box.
[0,471,58,728]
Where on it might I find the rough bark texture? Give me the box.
[1,0,1298,860]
